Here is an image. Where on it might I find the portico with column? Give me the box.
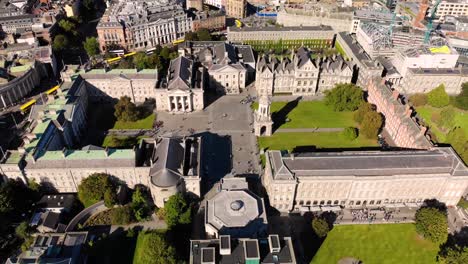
[167,93,193,112]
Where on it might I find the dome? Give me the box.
[150,168,181,188]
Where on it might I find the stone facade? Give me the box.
[226,0,246,19]
[97,0,192,51]
[255,48,352,96]
[263,148,468,213]
[253,95,273,137]
[397,67,468,95]
[61,66,158,103]
[227,25,334,43]
[191,11,226,32]
[367,78,433,149]
[155,56,204,112]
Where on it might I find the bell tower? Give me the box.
[254,94,273,136]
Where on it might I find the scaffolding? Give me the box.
[361,23,393,51]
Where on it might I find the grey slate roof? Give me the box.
[268,147,468,179]
[150,137,184,187]
[167,56,193,90]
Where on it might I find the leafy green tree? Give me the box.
[354,102,374,124]
[415,207,448,244]
[184,31,198,41]
[0,179,38,215]
[114,96,140,122]
[133,231,176,264]
[104,188,118,208]
[160,47,171,60]
[439,245,468,264]
[428,85,450,108]
[454,83,468,110]
[15,221,30,239]
[342,127,358,140]
[52,35,69,51]
[77,173,115,207]
[133,52,149,69]
[83,37,100,57]
[440,107,456,129]
[111,205,134,225]
[360,111,383,139]
[131,187,151,222]
[197,28,212,41]
[324,83,364,111]
[58,19,76,32]
[446,127,468,163]
[409,93,428,107]
[116,58,135,69]
[164,193,192,228]
[312,218,330,238]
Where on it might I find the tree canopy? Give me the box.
[58,19,76,33]
[133,231,176,264]
[439,245,468,264]
[52,35,69,51]
[0,179,39,215]
[415,207,448,245]
[360,111,383,139]
[409,93,428,107]
[353,102,374,124]
[454,83,468,110]
[427,85,450,108]
[312,218,330,238]
[446,127,468,162]
[324,83,364,111]
[342,127,358,140]
[163,193,192,228]
[84,37,100,57]
[114,96,140,122]
[77,173,116,207]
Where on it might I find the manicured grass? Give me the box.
[113,113,156,130]
[458,197,468,209]
[258,132,377,151]
[102,135,145,148]
[335,41,348,60]
[416,106,468,142]
[253,101,356,128]
[312,224,439,264]
[86,229,138,264]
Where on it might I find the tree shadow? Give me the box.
[421,199,448,213]
[272,97,301,132]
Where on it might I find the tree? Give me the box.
[439,245,468,264]
[132,187,151,222]
[184,31,198,41]
[0,179,38,215]
[77,173,115,207]
[160,47,171,60]
[133,52,149,70]
[111,205,134,225]
[446,127,468,163]
[354,102,374,124]
[114,96,140,122]
[197,28,212,41]
[324,83,364,111]
[360,111,383,139]
[342,127,358,140]
[164,193,192,228]
[58,19,76,32]
[52,35,69,51]
[428,85,450,108]
[409,93,428,107]
[83,37,100,57]
[133,231,176,264]
[104,188,117,208]
[454,83,468,110]
[415,207,448,244]
[15,221,30,239]
[312,218,330,238]
[440,107,456,129]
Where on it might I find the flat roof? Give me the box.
[229,25,333,32]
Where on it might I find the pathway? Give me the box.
[276,128,344,133]
[65,201,106,232]
[109,214,167,233]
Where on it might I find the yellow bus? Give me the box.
[235,19,242,28]
[46,85,60,95]
[173,38,185,45]
[20,99,36,112]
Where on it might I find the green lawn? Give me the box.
[258,132,377,151]
[253,101,356,128]
[133,230,168,264]
[416,106,468,142]
[312,224,439,264]
[113,113,156,130]
[102,135,145,148]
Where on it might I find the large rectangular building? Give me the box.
[263,148,468,213]
[227,25,334,43]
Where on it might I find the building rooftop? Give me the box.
[229,25,333,32]
[268,147,468,179]
[37,194,76,210]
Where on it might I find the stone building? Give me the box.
[227,25,334,43]
[155,56,204,112]
[61,65,158,103]
[97,0,192,51]
[191,10,225,32]
[263,147,468,213]
[0,77,202,208]
[367,78,433,150]
[398,67,468,95]
[226,0,246,19]
[255,47,352,96]
[179,41,255,95]
[205,177,268,238]
[253,95,273,137]
[186,0,203,11]
[0,60,49,108]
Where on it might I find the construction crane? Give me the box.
[424,0,442,44]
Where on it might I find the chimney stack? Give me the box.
[219,235,231,255]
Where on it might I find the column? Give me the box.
[188,95,193,111]
[174,96,179,112]
[167,96,172,111]
[182,96,186,112]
